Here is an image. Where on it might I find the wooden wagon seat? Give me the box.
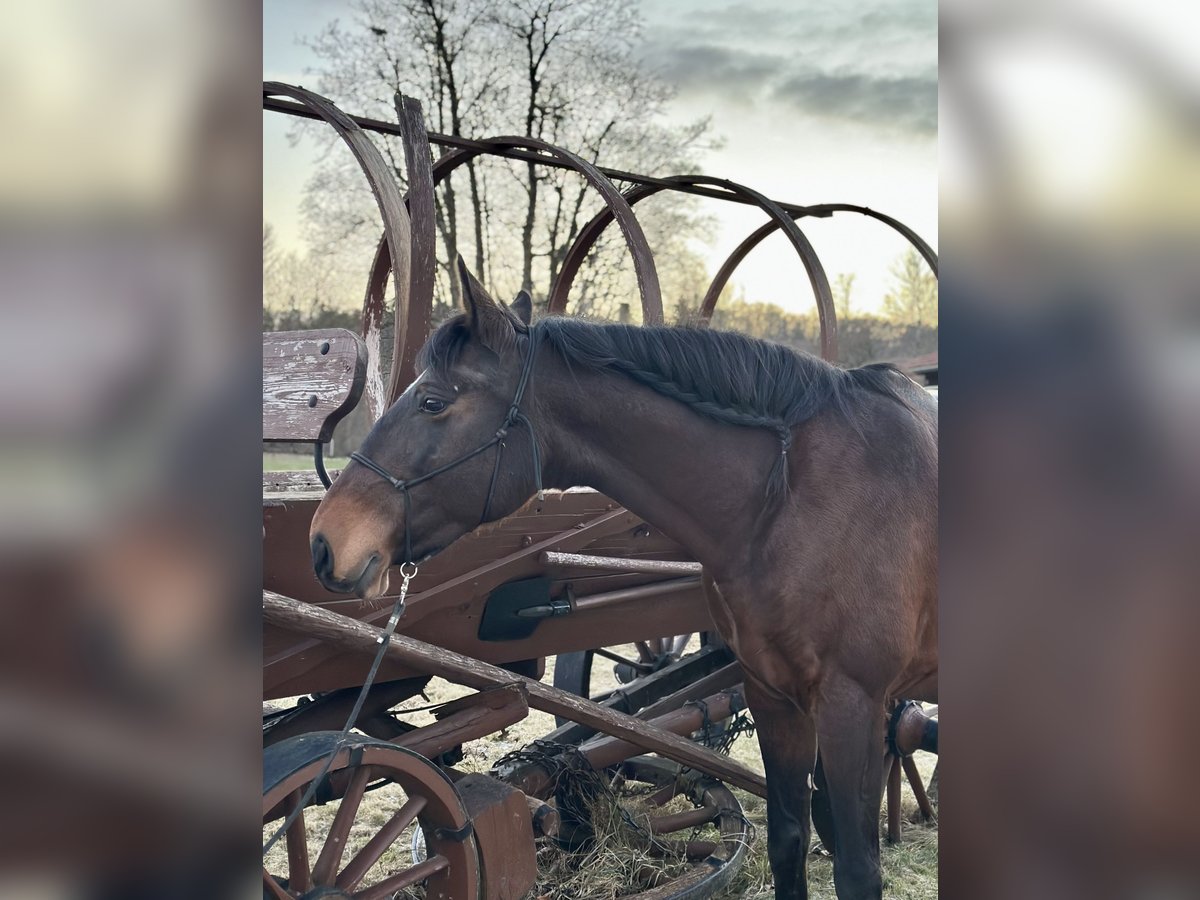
[263,329,367,444]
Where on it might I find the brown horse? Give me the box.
[310,260,938,900]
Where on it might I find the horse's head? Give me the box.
[309,259,537,600]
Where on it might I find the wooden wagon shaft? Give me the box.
[263,591,768,798]
[630,661,744,722]
[392,683,529,760]
[579,685,746,771]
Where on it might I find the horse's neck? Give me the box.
[536,359,778,568]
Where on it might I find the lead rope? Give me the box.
[262,563,418,857]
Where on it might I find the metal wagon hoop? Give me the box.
[549,174,840,361]
[363,130,665,406]
[700,203,939,329]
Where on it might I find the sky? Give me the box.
[263,0,937,315]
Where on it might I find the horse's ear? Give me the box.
[456,255,513,347]
[511,290,533,326]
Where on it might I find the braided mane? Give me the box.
[420,314,910,502]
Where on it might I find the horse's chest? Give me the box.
[703,577,815,699]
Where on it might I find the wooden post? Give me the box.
[263,591,767,798]
[886,754,902,844]
[901,754,937,822]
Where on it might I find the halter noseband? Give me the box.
[348,327,544,566]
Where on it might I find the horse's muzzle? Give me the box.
[310,532,382,598]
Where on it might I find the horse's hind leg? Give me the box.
[817,674,887,900]
[745,679,817,900]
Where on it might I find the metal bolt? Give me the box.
[308,395,318,408]
[319,341,331,354]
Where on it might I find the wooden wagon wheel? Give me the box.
[500,752,749,899]
[263,732,480,900]
[598,756,750,899]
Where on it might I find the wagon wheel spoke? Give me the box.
[643,800,725,861]
[593,647,652,672]
[282,788,311,892]
[337,794,428,891]
[311,764,373,886]
[262,869,290,900]
[355,853,448,900]
[648,802,718,834]
[650,836,723,861]
[647,781,681,808]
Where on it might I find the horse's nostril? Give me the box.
[311,532,332,579]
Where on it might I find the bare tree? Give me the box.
[294,0,713,319]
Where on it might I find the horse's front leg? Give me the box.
[816,672,888,900]
[745,678,818,900]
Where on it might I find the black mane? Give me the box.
[420,314,911,499]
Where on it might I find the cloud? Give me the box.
[638,2,936,137]
[647,43,784,103]
[771,69,937,136]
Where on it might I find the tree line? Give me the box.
[266,226,936,370]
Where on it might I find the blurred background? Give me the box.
[939,0,1200,896]
[0,0,1196,896]
[0,1,261,896]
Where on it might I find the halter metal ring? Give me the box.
[398,561,419,579]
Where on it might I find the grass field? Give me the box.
[264,451,349,472]
[264,642,938,898]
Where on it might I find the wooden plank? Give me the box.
[263,329,367,442]
[263,470,334,496]
[263,591,767,798]
[392,94,436,399]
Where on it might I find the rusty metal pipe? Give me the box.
[649,803,718,834]
[569,576,702,612]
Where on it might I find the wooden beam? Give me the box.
[542,551,702,575]
[263,591,767,798]
[393,684,529,761]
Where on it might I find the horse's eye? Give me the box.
[420,397,447,414]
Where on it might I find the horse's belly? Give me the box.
[893,667,938,703]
